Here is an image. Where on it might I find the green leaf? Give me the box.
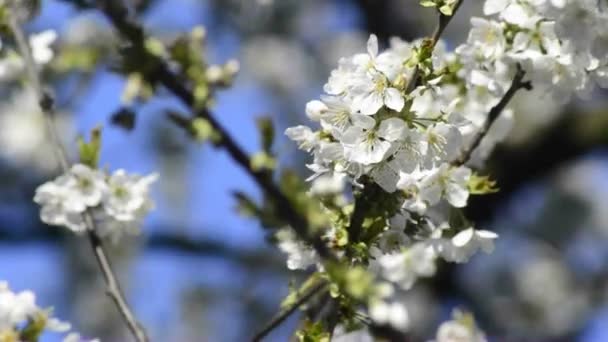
[439,4,454,15]
[419,0,437,7]
[468,173,499,195]
[77,126,102,168]
[19,311,48,342]
[296,320,330,342]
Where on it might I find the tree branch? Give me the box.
[453,64,532,166]
[7,5,148,342]
[92,0,334,261]
[251,281,328,342]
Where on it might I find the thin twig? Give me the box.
[7,5,148,342]
[453,64,532,166]
[252,281,328,342]
[92,0,334,261]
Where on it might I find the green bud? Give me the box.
[250,152,276,171]
[191,117,220,143]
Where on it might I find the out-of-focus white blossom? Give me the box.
[34,164,158,239]
[432,310,487,342]
[368,298,409,331]
[435,227,498,263]
[372,243,437,290]
[276,229,318,270]
[0,88,74,172]
[103,169,158,223]
[0,29,57,82]
[0,281,81,340]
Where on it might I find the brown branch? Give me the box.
[7,5,148,342]
[251,281,328,342]
[92,0,334,261]
[453,64,532,166]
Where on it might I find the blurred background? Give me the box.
[2,0,608,341]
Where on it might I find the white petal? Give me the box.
[383,88,405,112]
[377,118,406,141]
[445,182,469,208]
[340,126,365,146]
[367,34,379,58]
[452,228,474,247]
[305,100,327,121]
[358,91,384,115]
[483,0,509,15]
[351,114,376,129]
[476,230,499,239]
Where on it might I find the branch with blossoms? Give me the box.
[2,0,608,341]
[5,1,149,341]
[90,0,336,261]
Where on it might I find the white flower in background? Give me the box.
[0,281,38,332]
[34,175,87,233]
[103,169,158,222]
[375,212,411,251]
[65,164,107,209]
[0,29,56,82]
[0,281,73,339]
[34,165,158,238]
[0,88,73,172]
[63,333,101,342]
[373,243,437,290]
[397,171,429,214]
[276,229,318,270]
[332,325,373,342]
[433,310,487,342]
[29,30,57,64]
[438,227,499,263]
[310,171,347,196]
[369,299,409,331]
[0,53,25,82]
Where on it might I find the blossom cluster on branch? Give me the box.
[282,0,608,338]
[0,281,96,342]
[1,0,608,340]
[34,164,158,240]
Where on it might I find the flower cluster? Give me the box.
[0,29,56,82]
[283,0,608,335]
[432,310,487,342]
[463,0,608,104]
[0,281,95,341]
[34,164,158,239]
